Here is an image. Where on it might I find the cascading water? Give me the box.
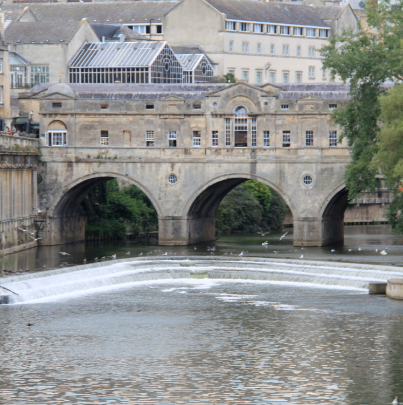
[2,256,403,304]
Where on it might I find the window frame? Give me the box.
[229,40,234,53]
[282,131,291,148]
[240,22,250,32]
[280,26,290,35]
[319,29,328,38]
[226,21,236,31]
[297,45,301,57]
[168,131,177,147]
[309,66,315,79]
[282,45,289,57]
[242,42,249,54]
[282,72,289,84]
[192,130,201,147]
[305,130,314,146]
[46,130,67,147]
[329,130,337,147]
[267,25,276,34]
[254,23,264,33]
[270,44,275,56]
[263,131,270,147]
[146,130,154,147]
[306,28,316,37]
[212,130,219,147]
[269,71,276,84]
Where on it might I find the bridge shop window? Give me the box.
[193,131,201,147]
[305,131,314,146]
[46,131,67,147]
[263,131,270,147]
[212,131,219,147]
[168,131,177,147]
[146,131,154,147]
[329,130,337,147]
[282,131,291,148]
[100,130,109,146]
[224,106,257,148]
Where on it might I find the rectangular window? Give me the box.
[263,131,270,147]
[282,131,291,148]
[269,71,276,84]
[254,24,264,33]
[329,130,337,147]
[242,42,249,54]
[281,104,289,110]
[156,25,163,34]
[101,104,108,109]
[146,104,154,110]
[225,118,231,146]
[251,117,257,147]
[329,103,337,109]
[305,131,314,146]
[306,28,316,37]
[193,103,202,109]
[212,131,219,147]
[0,86,2,104]
[242,70,249,81]
[226,21,236,30]
[100,130,109,146]
[282,45,289,56]
[297,46,301,57]
[146,130,154,147]
[280,26,290,35]
[309,46,315,58]
[0,59,3,73]
[322,68,326,79]
[256,71,262,83]
[240,23,249,32]
[133,25,146,34]
[192,131,201,147]
[31,65,49,84]
[47,131,67,147]
[296,72,302,83]
[257,43,262,54]
[270,44,275,56]
[229,40,234,53]
[267,25,276,34]
[52,102,62,108]
[168,131,177,147]
[319,29,328,38]
[294,27,303,36]
[309,66,315,79]
[282,72,289,84]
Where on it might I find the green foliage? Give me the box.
[81,179,158,237]
[320,0,403,200]
[215,180,287,234]
[223,72,236,83]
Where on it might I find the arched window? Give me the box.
[46,120,67,147]
[224,106,256,147]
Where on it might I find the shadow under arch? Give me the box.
[320,183,349,245]
[43,172,161,245]
[184,174,294,245]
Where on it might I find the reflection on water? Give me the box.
[1,281,403,404]
[2,225,403,275]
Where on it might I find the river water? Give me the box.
[1,225,403,404]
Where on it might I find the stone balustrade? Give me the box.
[0,134,39,150]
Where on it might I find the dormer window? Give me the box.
[280,26,290,35]
[254,24,264,33]
[226,21,236,30]
[267,25,276,34]
[240,23,250,32]
[306,28,316,37]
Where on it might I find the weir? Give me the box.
[2,257,403,304]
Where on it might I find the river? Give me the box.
[0,225,403,404]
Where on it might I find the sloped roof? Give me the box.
[176,54,204,71]
[205,0,331,28]
[0,4,26,24]
[69,41,169,67]
[171,45,205,55]
[315,5,346,20]
[5,20,82,44]
[19,1,177,24]
[9,52,29,65]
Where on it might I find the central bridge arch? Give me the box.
[183,174,295,245]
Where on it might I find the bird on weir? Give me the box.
[59,252,70,256]
[392,396,399,405]
[280,232,288,241]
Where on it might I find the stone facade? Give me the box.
[0,134,39,253]
[19,81,351,246]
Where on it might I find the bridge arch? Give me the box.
[183,174,294,245]
[42,172,161,245]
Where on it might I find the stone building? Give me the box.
[0,13,11,131]
[164,0,358,83]
[17,82,353,247]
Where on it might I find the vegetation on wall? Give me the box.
[321,0,403,233]
[215,180,287,234]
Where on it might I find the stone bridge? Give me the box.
[20,82,351,246]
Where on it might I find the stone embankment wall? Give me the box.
[0,134,39,254]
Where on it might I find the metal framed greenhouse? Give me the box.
[68,41,183,84]
[176,54,213,83]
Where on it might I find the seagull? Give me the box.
[138,252,143,256]
[375,249,379,252]
[331,249,335,252]
[280,232,288,241]
[42,265,46,269]
[273,251,279,254]
[83,258,86,263]
[125,251,130,255]
[59,252,70,256]
[207,246,216,251]
[392,396,399,405]
[94,257,98,262]
[109,254,116,259]
[239,252,244,256]
[348,249,352,252]
[29,236,42,242]
[358,247,362,251]
[299,254,304,259]
[163,252,168,256]
[101,256,106,260]
[301,243,305,250]
[380,249,388,255]
[262,241,268,246]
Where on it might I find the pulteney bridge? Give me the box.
[20,82,351,246]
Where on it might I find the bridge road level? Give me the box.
[18,82,351,246]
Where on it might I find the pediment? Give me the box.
[206,82,272,98]
[259,83,283,97]
[160,95,185,102]
[41,92,76,100]
[297,94,323,102]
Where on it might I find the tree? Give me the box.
[223,72,236,83]
[321,0,403,201]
